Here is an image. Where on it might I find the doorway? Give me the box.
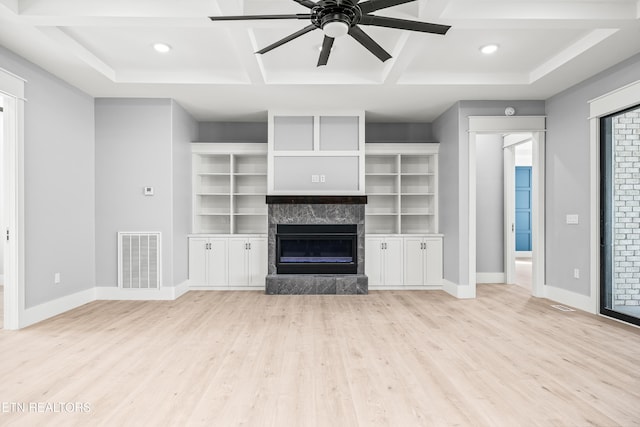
[468,116,546,298]
[505,136,533,291]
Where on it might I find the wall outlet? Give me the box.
[573,268,580,279]
[320,174,326,183]
[311,174,319,183]
[54,273,61,284]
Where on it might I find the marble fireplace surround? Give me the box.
[265,196,368,295]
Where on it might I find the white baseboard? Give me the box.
[96,285,181,300]
[369,285,442,291]
[476,272,505,284]
[543,284,597,314]
[442,279,476,299]
[174,280,190,299]
[188,284,264,291]
[21,287,96,329]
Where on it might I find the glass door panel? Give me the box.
[601,104,640,326]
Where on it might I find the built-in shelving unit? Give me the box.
[365,143,439,235]
[268,111,365,195]
[192,143,267,234]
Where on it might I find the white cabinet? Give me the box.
[228,238,267,287]
[403,237,443,286]
[188,237,227,286]
[365,236,403,287]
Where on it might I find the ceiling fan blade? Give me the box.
[209,14,311,21]
[348,25,392,62]
[256,24,318,55]
[358,0,415,14]
[292,0,317,8]
[317,36,335,66]
[359,15,451,35]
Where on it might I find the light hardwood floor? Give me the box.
[1,285,639,426]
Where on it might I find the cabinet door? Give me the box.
[188,238,209,285]
[228,239,248,285]
[208,239,228,286]
[404,237,425,286]
[365,238,384,286]
[383,238,403,286]
[247,238,267,286]
[424,238,443,285]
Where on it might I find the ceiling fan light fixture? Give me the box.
[322,20,349,38]
[480,44,498,55]
[153,42,172,53]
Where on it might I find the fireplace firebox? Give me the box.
[276,224,357,274]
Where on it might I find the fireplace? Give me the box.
[276,224,357,274]
[266,195,368,294]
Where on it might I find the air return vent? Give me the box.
[118,232,161,289]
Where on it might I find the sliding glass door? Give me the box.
[601,104,640,326]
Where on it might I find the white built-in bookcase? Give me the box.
[268,111,366,195]
[192,143,267,234]
[365,143,439,235]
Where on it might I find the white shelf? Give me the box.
[365,145,439,235]
[192,145,267,235]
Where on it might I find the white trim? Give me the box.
[589,117,601,315]
[442,279,476,299]
[369,285,442,291]
[1,68,25,330]
[97,285,177,300]
[589,79,640,118]
[468,116,547,133]
[21,288,95,329]
[476,272,505,284]
[504,144,516,285]
[543,284,595,313]
[174,280,190,299]
[468,117,546,301]
[516,251,532,258]
[0,275,4,284]
[188,285,263,291]
[587,79,640,318]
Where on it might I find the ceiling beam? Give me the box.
[381,32,414,84]
[441,1,638,21]
[529,28,618,83]
[36,26,116,81]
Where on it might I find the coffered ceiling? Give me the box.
[1,0,639,121]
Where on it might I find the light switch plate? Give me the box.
[566,214,579,225]
[144,186,154,196]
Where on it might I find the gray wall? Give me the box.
[198,122,267,143]
[171,101,197,286]
[432,103,460,284]
[476,134,504,273]
[545,52,640,295]
[95,98,174,287]
[433,100,546,286]
[0,45,96,308]
[366,123,434,142]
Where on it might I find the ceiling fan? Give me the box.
[209,0,451,66]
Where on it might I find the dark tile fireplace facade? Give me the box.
[266,196,368,295]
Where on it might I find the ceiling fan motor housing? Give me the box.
[311,0,361,31]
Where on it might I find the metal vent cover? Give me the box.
[118,232,161,289]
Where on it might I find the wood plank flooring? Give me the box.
[1,285,639,426]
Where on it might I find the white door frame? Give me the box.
[503,134,533,285]
[1,67,26,330]
[469,116,546,297]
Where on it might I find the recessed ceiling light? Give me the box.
[153,43,172,53]
[480,44,498,55]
